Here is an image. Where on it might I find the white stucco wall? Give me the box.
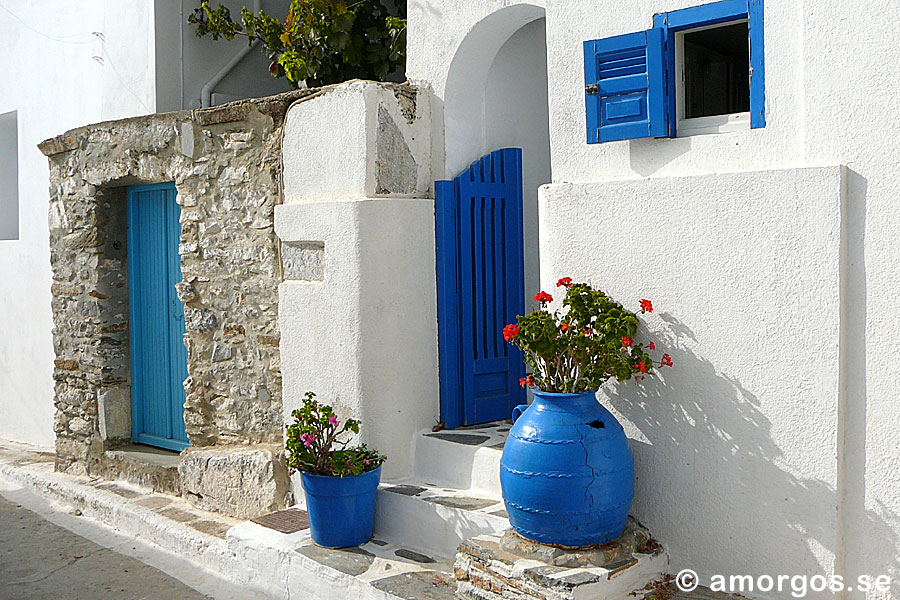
[0,1,160,447]
[542,167,845,591]
[408,0,900,597]
[278,82,439,484]
[483,18,551,312]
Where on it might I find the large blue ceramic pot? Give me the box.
[301,466,382,548]
[500,389,634,547]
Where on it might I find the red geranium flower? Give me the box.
[584,328,593,336]
[621,336,634,348]
[556,277,573,288]
[638,361,647,374]
[649,341,656,350]
[640,299,653,313]
[534,291,553,304]
[503,323,520,342]
[560,323,569,332]
[661,353,673,367]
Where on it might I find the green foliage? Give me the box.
[504,281,671,393]
[285,391,386,477]
[188,0,406,88]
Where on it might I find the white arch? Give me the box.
[442,3,547,178]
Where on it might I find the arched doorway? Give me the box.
[437,5,551,427]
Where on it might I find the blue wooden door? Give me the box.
[127,183,189,451]
[436,149,526,428]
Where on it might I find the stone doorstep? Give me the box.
[101,444,182,496]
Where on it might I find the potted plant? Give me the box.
[285,391,386,548]
[500,279,673,547]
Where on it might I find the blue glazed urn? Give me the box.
[500,389,634,547]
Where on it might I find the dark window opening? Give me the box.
[683,22,750,119]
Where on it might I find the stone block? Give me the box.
[455,523,669,600]
[281,241,324,281]
[179,444,291,519]
[97,387,131,441]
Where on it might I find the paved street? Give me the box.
[0,494,214,600]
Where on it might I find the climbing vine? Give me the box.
[189,0,406,88]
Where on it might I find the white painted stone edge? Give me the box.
[0,446,438,600]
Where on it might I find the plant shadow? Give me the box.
[600,312,900,597]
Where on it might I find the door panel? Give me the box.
[127,183,189,451]
[436,149,526,428]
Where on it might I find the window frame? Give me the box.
[0,110,18,241]
[674,18,751,136]
[653,0,765,136]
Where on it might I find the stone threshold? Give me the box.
[100,444,182,496]
[0,441,456,600]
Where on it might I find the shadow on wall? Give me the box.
[602,307,899,597]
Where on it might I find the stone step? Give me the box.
[374,479,509,559]
[411,422,509,498]
[100,444,182,496]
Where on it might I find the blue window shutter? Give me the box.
[584,28,668,143]
[749,0,765,128]
[583,39,601,144]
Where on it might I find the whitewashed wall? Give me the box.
[277,82,439,483]
[0,0,298,448]
[408,0,900,597]
[0,1,155,447]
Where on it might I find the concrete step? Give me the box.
[411,422,509,498]
[374,479,509,559]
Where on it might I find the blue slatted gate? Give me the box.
[436,149,526,429]
[127,182,190,451]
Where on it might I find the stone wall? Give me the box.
[39,89,322,516]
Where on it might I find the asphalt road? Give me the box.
[0,494,214,600]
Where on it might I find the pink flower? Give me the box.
[328,416,339,427]
[300,432,316,448]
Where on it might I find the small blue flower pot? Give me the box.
[301,466,382,548]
